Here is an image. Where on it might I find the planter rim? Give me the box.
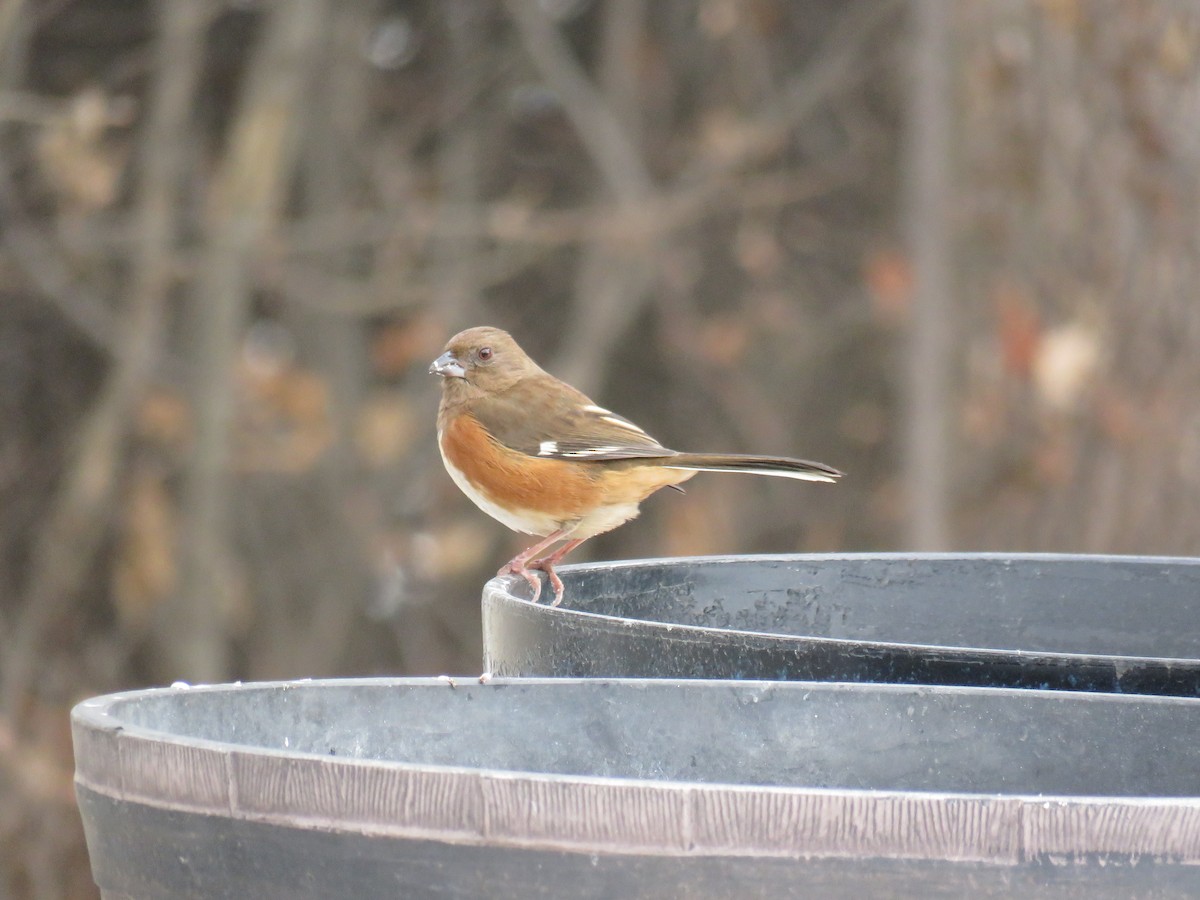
[532,551,1200,567]
[485,552,1200,666]
[73,677,1200,865]
[74,673,1200,749]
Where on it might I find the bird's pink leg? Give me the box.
[529,538,587,607]
[498,530,570,603]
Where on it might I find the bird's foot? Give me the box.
[497,560,543,603]
[527,557,565,607]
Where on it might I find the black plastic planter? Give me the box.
[74,678,1200,898]
[483,554,1200,694]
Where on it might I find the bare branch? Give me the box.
[680,0,902,182]
[0,193,116,352]
[549,0,653,392]
[434,0,487,327]
[170,0,328,682]
[503,0,654,204]
[903,0,953,549]
[3,0,210,720]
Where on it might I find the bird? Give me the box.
[430,326,841,606]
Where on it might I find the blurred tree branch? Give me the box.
[505,0,656,392]
[169,0,328,682]
[903,0,952,549]
[3,0,211,723]
[434,0,486,328]
[0,183,116,352]
[504,0,653,204]
[245,1,375,680]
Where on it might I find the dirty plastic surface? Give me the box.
[483,554,1200,694]
[74,678,1200,898]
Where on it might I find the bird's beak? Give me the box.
[429,350,466,379]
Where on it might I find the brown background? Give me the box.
[1,1,1198,895]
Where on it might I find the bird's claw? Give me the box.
[528,557,565,607]
[497,561,543,603]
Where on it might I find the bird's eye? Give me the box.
[477,347,493,362]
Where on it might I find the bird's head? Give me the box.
[429,326,541,400]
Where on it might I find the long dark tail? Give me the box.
[663,453,842,483]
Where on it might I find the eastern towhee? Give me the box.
[430,326,841,605]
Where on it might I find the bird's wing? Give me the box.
[470,376,677,461]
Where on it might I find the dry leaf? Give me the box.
[274,368,330,428]
[864,248,913,324]
[1038,0,1080,30]
[1159,19,1195,75]
[797,517,846,553]
[35,87,128,212]
[136,387,190,447]
[838,400,886,446]
[994,281,1041,379]
[961,387,1009,446]
[1095,387,1136,444]
[699,108,761,166]
[698,315,750,369]
[410,520,495,579]
[370,314,444,377]
[698,0,738,38]
[488,200,536,239]
[236,361,333,473]
[1033,427,1075,484]
[1033,322,1103,411]
[734,223,783,278]
[662,478,736,557]
[112,470,177,631]
[868,478,905,527]
[355,390,416,467]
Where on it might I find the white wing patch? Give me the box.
[527,404,662,460]
[600,415,646,434]
[581,404,649,436]
[560,446,625,457]
[661,464,838,483]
